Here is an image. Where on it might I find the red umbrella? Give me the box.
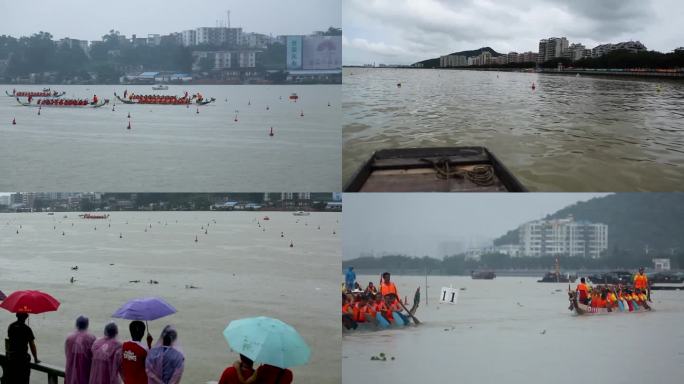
[0,290,60,314]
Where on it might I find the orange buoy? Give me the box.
[269,127,274,137]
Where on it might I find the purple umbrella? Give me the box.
[112,297,176,321]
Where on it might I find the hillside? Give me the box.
[493,193,684,253]
[414,47,502,68]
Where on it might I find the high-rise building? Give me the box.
[519,217,608,258]
[566,43,591,61]
[538,37,568,62]
[181,30,196,47]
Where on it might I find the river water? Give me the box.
[0,211,341,384]
[343,68,684,191]
[342,275,684,384]
[0,84,341,192]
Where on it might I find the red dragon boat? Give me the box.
[6,89,66,98]
[79,213,110,219]
[16,98,109,108]
[114,92,215,105]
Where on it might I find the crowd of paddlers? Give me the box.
[342,270,413,329]
[37,98,94,106]
[574,268,652,312]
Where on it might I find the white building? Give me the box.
[653,258,671,271]
[538,37,569,62]
[214,52,232,69]
[181,30,197,47]
[195,27,242,46]
[519,216,608,258]
[592,41,647,58]
[147,34,161,46]
[566,43,591,61]
[57,38,89,53]
[238,51,256,68]
[439,54,468,67]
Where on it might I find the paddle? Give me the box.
[397,297,421,325]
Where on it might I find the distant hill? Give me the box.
[414,47,502,68]
[493,193,684,253]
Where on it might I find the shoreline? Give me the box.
[344,66,684,80]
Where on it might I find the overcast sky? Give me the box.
[342,193,611,260]
[343,0,682,65]
[0,0,339,41]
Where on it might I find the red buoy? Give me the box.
[531,82,536,90]
[300,110,304,117]
[234,114,238,122]
[269,127,274,137]
[127,121,131,130]
[12,118,16,125]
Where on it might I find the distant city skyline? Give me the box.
[0,0,340,41]
[343,0,683,65]
[342,193,611,260]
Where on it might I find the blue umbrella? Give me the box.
[223,316,310,369]
[112,297,176,321]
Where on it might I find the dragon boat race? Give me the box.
[0,84,340,192]
[341,193,684,384]
[0,205,341,384]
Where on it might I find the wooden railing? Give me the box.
[0,353,64,384]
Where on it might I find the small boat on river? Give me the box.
[344,147,527,192]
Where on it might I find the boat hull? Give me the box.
[344,147,527,192]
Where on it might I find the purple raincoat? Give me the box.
[145,326,184,384]
[65,330,96,384]
[89,336,123,384]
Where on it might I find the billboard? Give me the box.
[286,36,303,70]
[302,36,342,70]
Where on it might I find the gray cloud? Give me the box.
[343,0,676,65]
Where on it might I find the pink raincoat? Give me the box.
[65,330,96,384]
[89,336,123,384]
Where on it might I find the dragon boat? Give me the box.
[6,90,66,98]
[343,287,420,332]
[567,289,653,315]
[114,93,215,105]
[16,98,108,108]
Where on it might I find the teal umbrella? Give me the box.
[222,316,310,369]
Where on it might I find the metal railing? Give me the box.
[0,353,64,384]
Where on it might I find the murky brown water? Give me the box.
[0,212,341,384]
[343,275,684,384]
[343,68,684,191]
